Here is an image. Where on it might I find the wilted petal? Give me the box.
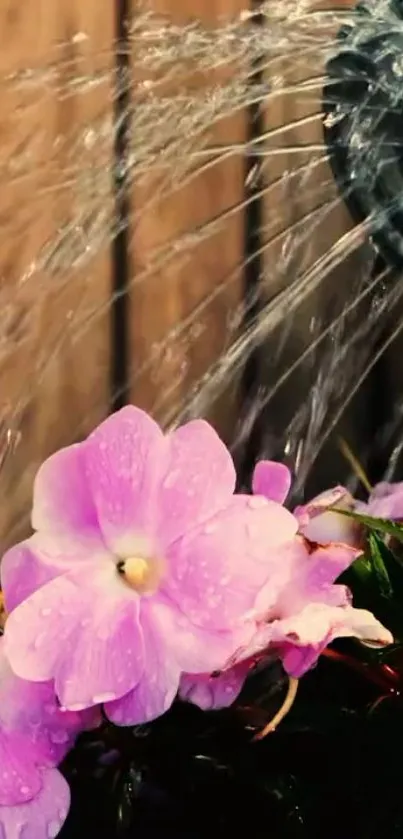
[302,511,359,546]
[156,420,236,548]
[252,460,292,505]
[83,406,165,555]
[4,570,144,710]
[0,767,70,839]
[294,486,359,546]
[272,603,393,677]
[179,659,252,710]
[164,495,298,631]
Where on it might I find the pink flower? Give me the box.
[2,408,298,725]
[0,639,98,839]
[253,460,360,547]
[180,462,392,711]
[294,486,360,547]
[179,659,252,710]
[358,481,403,520]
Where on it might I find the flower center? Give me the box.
[116,555,163,594]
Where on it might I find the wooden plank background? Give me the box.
[0,1,113,547]
[128,0,250,437]
[0,0,364,548]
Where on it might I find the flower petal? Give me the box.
[1,533,109,613]
[105,599,180,726]
[252,460,292,505]
[83,406,165,555]
[294,487,358,546]
[278,543,358,615]
[300,510,359,546]
[0,640,98,767]
[155,419,236,548]
[272,603,392,677]
[32,442,100,541]
[4,570,144,710]
[1,539,61,614]
[366,484,403,519]
[163,495,298,631]
[179,659,252,711]
[0,730,42,806]
[0,767,70,839]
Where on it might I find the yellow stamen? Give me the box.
[338,437,373,495]
[117,555,164,594]
[124,557,149,588]
[253,676,299,740]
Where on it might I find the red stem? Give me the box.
[322,648,401,693]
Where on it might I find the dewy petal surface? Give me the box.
[0,640,97,768]
[105,598,181,725]
[252,460,292,505]
[83,406,165,555]
[0,730,42,807]
[179,659,252,711]
[0,767,70,839]
[155,419,236,548]
[4,570,144,709]
[163,495,298,631]
[32,443,100,542]
[1,532,108,613]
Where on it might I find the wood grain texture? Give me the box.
[129,0,249,437]
[0,1,114,547]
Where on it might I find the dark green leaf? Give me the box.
[367,532,393,599]
[331,508,403,542]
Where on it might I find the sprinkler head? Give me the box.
[323,0,403,268]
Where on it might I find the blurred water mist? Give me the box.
[0,0,402,545]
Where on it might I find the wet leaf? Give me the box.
[333,509,403,542]
[367,532,393,599]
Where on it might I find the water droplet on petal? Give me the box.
[33,633,47,649]
[50,729,70,745]
[203,521,218,534]
[66,703,88,712]
[15,821,26,839]
[47,819,62,838]
[248,496,268,509]
[40,607,52,617]
[163,470,179,489]
[19,785,31,796]
[92,692,117,704]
